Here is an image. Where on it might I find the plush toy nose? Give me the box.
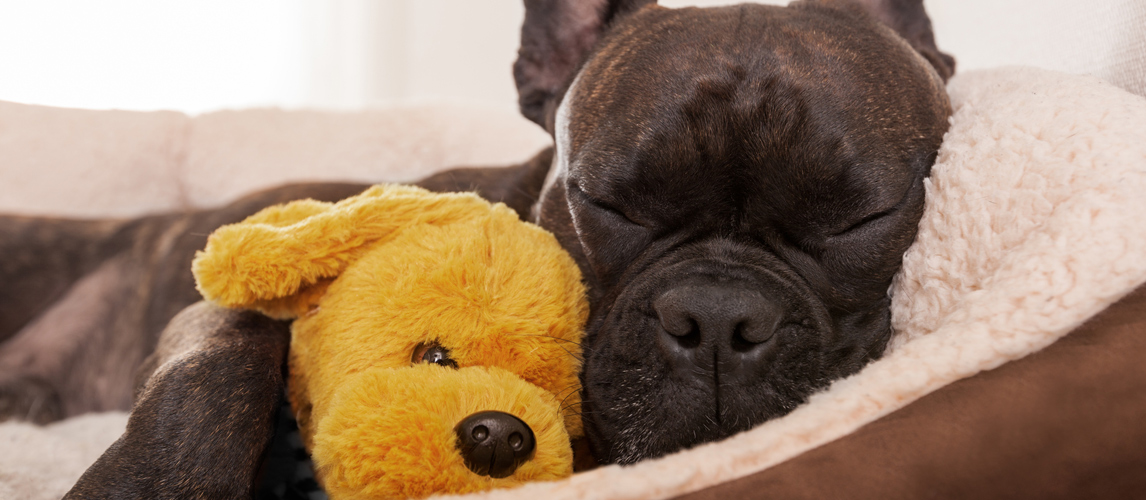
[454,410,536,478]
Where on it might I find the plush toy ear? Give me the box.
[192,184,493,319]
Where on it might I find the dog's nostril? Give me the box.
[455,411,536,478]
[737,313,781,345]
[658,305,694,337]
[731,322,756,352]
[667,319,702,349]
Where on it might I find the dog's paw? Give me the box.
[0,376,64,424]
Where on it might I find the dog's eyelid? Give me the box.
[571,182,644,227]
[598,201,642,226]
[570,181,611,208]
[832,180,918,237]
[832,208,894,237]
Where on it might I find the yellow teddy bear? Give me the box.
[191,184,587,499]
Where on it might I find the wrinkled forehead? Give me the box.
[556,4,949,176]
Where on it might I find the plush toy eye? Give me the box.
[412,342,458,368]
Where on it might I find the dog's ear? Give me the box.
[514,0,657,132]
[192,184,493,318]
[816,0,955,81]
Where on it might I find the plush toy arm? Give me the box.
[65,301,289,500]
[193,184,494,316]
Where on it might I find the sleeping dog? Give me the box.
[0,0,953,495]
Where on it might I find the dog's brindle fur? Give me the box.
[0,0,952,496]
[527,1,951,464]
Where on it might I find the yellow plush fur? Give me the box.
[192,184,587,499]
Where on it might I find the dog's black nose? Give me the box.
[454,410,535,478]
[654,285,783,363]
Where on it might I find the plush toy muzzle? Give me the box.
[312,363,574,498]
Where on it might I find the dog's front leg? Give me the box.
[65,301,289,500]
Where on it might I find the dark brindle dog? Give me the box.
[0,0,953,496]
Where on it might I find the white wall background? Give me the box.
[0,1,309,114]
[0,0,1141,115]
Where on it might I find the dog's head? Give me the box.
[515,0,953,463]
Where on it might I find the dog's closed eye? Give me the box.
[413,342,459,368]
[569,182,643,228]
[831,179,921,239]
[831,209,894,238]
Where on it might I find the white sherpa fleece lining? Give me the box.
[447,67,1146,500]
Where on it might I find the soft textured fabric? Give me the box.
[0,412,127,500]
[0,101,550,218]
[193,185,588,499]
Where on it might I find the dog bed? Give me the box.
[2,65,1145,499]
[0,101,551,218]
[453,66,1146,499]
